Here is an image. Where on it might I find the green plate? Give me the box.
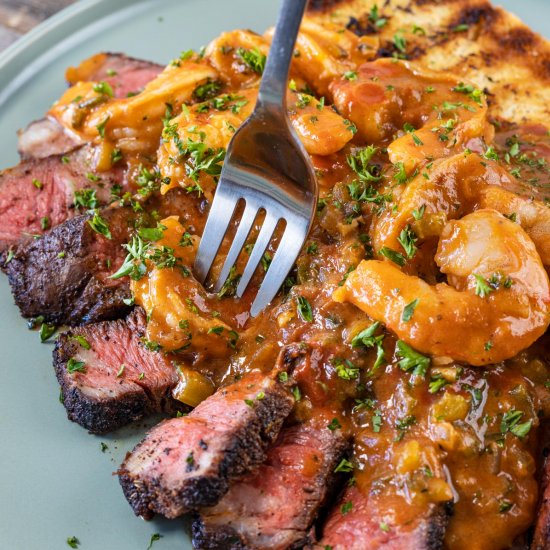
[0,1,547,549]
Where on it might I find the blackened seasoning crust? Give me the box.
[118,371,294,519]
[192,418,348,550]
[54,308,183,434]
[2,206,134,326]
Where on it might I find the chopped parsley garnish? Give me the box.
[412,204,426,220]
[334,458,354,473]
[278,371,289,383]
[379,522,390,532]
[483,146,500,161]
[452,82,483,104]
[393,33,407,54]
[402,298,419,322]
[236,47,266,74]
[372,411,383,432]
[341,501,353,515]
[500,409,532,439]
[343,71,358,81]
[347,146,382,183]
[396,341,430,376]
[147,533,163,550]
[40,323,56,342]
[109,235,148,280]
[67,358,86,374]
[379,246,406,266]
[100,442,109,452]
[499,500,513,513]
[296,296,313,322]
[66,536,80,548]
[397,225,417,258]
[71,335,91,350]
[93,81,114,97]
[328,417,342,431]
[116,364,125,378]
[193,79,222,101]
[138,223,166,242]
[453,23,470,32]
[217,266,241,298]
[343,119,358,134]
[368,5,387,28]
[87,210,112,239]
[334,358,360,380]
[351,322,385,373]
[95,115,110,138]
[32,178,43,190]
[40,216,50,230]
[403,122,423,145]
[393,161,408,184]
[473,274,493,298]
[429,377,448,393]
[74,188,98,210]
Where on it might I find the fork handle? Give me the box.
[257,0,309,111]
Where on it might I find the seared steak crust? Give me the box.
[118,372,294,519]
[2,206,133,325]
[318,485,452,550]
[54,308,183,434]
[192,419,348,550]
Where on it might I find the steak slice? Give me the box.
[0,145,124,252]
[18,53,162,159]
[118,371,294,520]
[192,418,348,550]
[2,205,133,325]
[54,308,183,434]
[317,486,451,550]
[65,52,163,98]
[2,188,205,326]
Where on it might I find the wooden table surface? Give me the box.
[0,0,74,51]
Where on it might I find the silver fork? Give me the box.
[194,0,317,317]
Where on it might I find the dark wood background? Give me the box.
[0,0,74,50]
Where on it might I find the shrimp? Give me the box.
[373,152,550,266]
[158,86,354,195]
[267,20,378,97]
[329,58,492,167]
[50,60,218,158]
[334,210,550,366]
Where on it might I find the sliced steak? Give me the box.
[118,371,294,520]
[2,188,206,326]
[54,308,184,434]
[317,486,451,550]
[0,145,124,252]
[18,53,162,159]
[65,52,163,98]
[192,418,348,550]
[2,205,133,325]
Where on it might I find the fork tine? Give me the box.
[213,202,258,293]
[194,190,240,284]
[236,212,279,298]
[249,219,306,317]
